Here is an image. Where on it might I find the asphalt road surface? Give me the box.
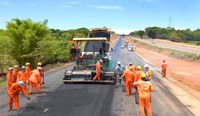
[0,37,193,116]
[134,38,200,54]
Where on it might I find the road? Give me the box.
[134,38,200,54]
[0,37,193,116]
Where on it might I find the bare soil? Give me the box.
[125,37,200,92]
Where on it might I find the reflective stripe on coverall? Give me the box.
[93,62,101,80]
[133,80,154,116]
[29,69,42,94]
[8,83,28,110]
[161,63,167,77]
[120,69,135,96]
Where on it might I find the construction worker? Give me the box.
[93,60,102,80]
[144,64,152,80]
[129,62,136,74]
[113,61,125,87]
[12,65,19,83]
[134,65,144,97]
[25,62,31,77]
[161,60,167,77]
[134,65,144,82]
[7,67,13,90]
[120,66,135,96]
[71,43,77,60]
[29,67,43,94]
[8,81,30,111]
[133,73,154,116]
[17,66,28,92]
[37,62,44,84]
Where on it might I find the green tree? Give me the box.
[6,18,52,66]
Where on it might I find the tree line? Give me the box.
[129,27,200,45]
[0,18,89,71]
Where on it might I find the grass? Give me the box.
[0,77,7,88]
[187,41,200,46]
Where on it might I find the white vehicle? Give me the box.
[127,44,135,52]
[121,45,124,49]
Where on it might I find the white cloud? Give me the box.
[0,0,15,7]
[60,1,80,8]
[89,5,124,10]
[29,3,36,7]
[67,1,79,5]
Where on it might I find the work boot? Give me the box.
[8,109,12,112]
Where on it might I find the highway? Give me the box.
[0,37,193,116]
[134,38,200,54]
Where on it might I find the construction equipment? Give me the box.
[63,28,116,84]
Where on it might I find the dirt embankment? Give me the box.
[124,37,200,92]
[110,34,119,45]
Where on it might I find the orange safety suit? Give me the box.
[133,80,154,116]
[8,83,29,110]
[17,71,28,92]
[129,65,136,74]
[29,69,42,94]
[71,45,77,50]
[161,63,167,77]
[25,65,31,77]
[12,68,19,83]
[7,70,13,90]
[134,70,144,94]
[120,70,135,96]
[93,62,101,80]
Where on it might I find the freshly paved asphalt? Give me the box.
[0,37,193,116]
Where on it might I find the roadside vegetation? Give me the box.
[0,18,89,75]
[134,40,200,62]
[130,27,200,46]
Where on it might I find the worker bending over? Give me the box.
[120,67,135,96]
[133,73,154,116]
[8,81,30,111]
[93,60,102,80]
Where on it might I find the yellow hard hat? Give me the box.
[38,62,42,66]
[26,62,30,65]
[141,73,146,78]
[137,65,141,70]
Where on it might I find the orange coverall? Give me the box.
[25,65,31,77]
[120,70,135,96]
[29,69,42,94]
[161,63,167,77]
[12,68,19,83]
[17,71,28,92]
[8,83,29,110]
[134,70,144,93]
[7,70,13,89]
[93,62,101,80]
[133,80,154,116]
[129,65,136,74]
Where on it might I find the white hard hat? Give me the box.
[99,60,103,63]
[21,66,26,69]
[144,64,149,68]
[38,67,42,71]
[117,61,121,64]
[129,62,133,65]
[14,65,19,68]
[8,67,13,70]
[17,81,24,88]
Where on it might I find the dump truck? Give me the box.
[63,28,116,84]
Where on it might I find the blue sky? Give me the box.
[0,0,200,34]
